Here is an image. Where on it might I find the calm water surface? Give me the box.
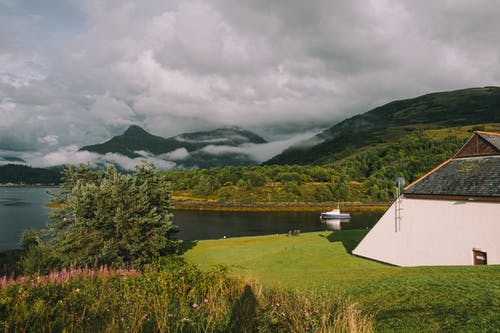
[0,187,383,251]
[0,187,52,251]
[174,210,381,240]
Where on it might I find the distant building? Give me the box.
[353,131,500,266]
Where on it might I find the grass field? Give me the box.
[182,231,500,332]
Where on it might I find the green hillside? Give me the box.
[165,124,500,204]
[265,86,500,165]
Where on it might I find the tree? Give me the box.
[330,172,352,202]
[44,162,179,268]
[195,175,218,195]
[243,170,268,188]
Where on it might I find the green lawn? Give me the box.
[182,231,500,332]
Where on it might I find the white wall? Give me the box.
[352,197,500,266]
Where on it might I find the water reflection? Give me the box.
[3,201,30,207]
[322,218,350,231]
[0,197,28,206]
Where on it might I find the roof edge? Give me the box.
[453,134,477,159]
[475,130,500,136]
[404,193,500,202]
[403,158,453,191]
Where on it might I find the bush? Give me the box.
[23,163,180,272]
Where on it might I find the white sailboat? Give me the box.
[320,204,350,220]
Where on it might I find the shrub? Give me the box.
[23,163,180,272]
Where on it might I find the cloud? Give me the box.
[159,148,190,161]
[28,145,96,167]
[38,135,59,146]
[28,145,177,171]
[0,148,26,165]
[1,0,500,166]
[200,131,320,162]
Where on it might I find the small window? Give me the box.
[473,249,487,265]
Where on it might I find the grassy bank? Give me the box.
[182,231,500,332]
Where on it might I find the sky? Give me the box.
[1,0,500,169]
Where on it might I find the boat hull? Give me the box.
[321,213,351,220]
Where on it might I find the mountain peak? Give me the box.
[123,125,149,136]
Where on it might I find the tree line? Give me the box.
[163,131,464,203]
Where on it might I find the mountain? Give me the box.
[80,125,268,168]
[265,86,500,165]
[80,125,180,158]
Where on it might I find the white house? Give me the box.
[353,131,500,266]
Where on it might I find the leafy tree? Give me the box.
[278,172,303,184]
[19,229,61,275]
[243,170,268,187]
[330,173,351,201]
[307,166,332,182]
[311,184,332,202]
[37,163,179,269]
[284,181,301,199]
[195,175,220,195]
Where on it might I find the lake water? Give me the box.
[0,187,383,251]
[0,187,52,251]
[174,210,382,240]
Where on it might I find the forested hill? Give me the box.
[0,164,62,185]
[265,86,500,165]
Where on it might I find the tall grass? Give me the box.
[0,265,140,288]
[256,288,372,333]
[0,261,373,332]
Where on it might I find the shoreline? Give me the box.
[5,186,390,213]
[45,198,390,212]
[172,200,390,212]
[0,184,59,188]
